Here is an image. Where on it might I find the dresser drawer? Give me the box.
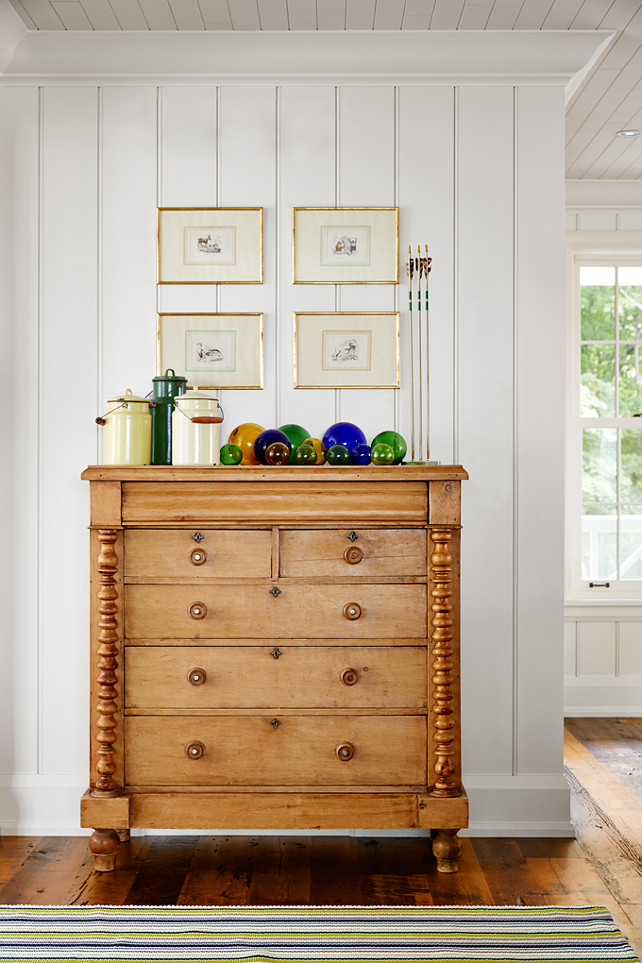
[124,715,427,787]
[279,529,426,578]
[125,645,427,710]
[124,530,272,580]
[124,583,427,639]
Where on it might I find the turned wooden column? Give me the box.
[91,529,121,798]
[429,528,460,797]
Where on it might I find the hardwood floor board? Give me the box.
[181,836,261,905]
[516,838,583,859]
[566,718,642,808]
[469,838,549,905]
[309,836,362,905]
[246,836,311,905]
[0,837,91,905]
[70,836,148,906]
[122,835,199,906]
[0,837,39,887]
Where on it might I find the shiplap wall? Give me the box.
[565,194,642,716]
[0,78,572,835]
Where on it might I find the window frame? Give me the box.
[566,231,642,601]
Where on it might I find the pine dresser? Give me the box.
[80,464,468,873]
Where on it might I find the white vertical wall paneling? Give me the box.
[619,621,642,675]
[514,85,566,775]
[157,86,218,316]
[457,85,515,776]
[39,87,98,774]
[398,86,455,464]
[101,87,159,404]
[218,86,277,431]
[578,620,617,675]
[564,620,578,676]
[278,85,336,438]
[0,88,40,774]
[338,86,397,442]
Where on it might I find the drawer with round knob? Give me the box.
[123,530,272,580]
[124,583,427,639]
[124,715,427,787]
[279,529,426,578]
[124,645,427,710]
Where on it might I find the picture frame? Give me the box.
[294,312,400,388]
[158,313,264,389]
[158,208,263,284]
[293,207,399,284]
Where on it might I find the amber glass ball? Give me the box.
[228,423,264,465]
[265,441,291,465]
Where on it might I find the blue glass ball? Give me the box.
[322,422,367,453]
[350,443,372,466]
[254,428,292,465]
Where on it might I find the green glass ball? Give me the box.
[371,430,407,464]
[293,444,318,465]
[279,423,310,462]
[371,442,395,465]
[326,444,351,465]
[219,443,243,465]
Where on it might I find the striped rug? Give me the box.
[0,904,637,961]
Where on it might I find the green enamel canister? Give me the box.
[151,368,187,465]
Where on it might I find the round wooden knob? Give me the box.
[344,546,364,565]
[340,667,359,686]
[185,740,205,759]
[188,602,207,620]
[187,667,207,686]
[343,602,362,621]
[189,548,207,566]
[336,741,355,761]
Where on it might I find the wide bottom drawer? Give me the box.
[124,715,427,787]
[124,645,427,709]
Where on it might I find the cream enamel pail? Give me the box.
[99,388,152,465]
[172,389,223,465]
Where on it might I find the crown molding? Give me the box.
[0,28,613,86]
[566,179,642,209]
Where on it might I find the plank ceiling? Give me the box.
[7,0,642,180]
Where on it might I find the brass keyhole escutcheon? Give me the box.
[336,741,355,761]
[347,531,359,542]
[188,602,207,620]
[270,718,281,729]
[271,648,282,660]
[185,740,205,759]
[343,602,362,621]
[340,667,359,686]
[270,586,281,597]
[189,548,207,566]
[344,546,364,565]
[192,532,205,543]
[187,667,207,686]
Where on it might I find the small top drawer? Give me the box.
[124,530,272,580]
[279,529,426,578]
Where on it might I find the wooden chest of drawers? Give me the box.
[80,465,468,874]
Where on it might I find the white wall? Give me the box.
[0,33,586,836]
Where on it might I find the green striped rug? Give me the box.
[0,904,637,962]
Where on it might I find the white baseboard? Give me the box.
[564,679,642,717]
[1,772,573,838]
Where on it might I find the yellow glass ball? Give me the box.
[302,437,327,465]
[228,423,265,465]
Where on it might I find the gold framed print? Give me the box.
[294,312,400,388]
[158,313,264,389]
[158,208,263,284]
[293,207,398,283]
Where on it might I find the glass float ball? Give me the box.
[265,441,291,466]
[228,423,264,465]
[350,443,372,466]
[219,443,243,465]
[279,423,310,462]
[326,444,351,466]
[322,421,367,454]
[302,437,327,465]
[254,428,292,465]
[293,443,317,465]
[371,442,395,466]
[371,430,407,464]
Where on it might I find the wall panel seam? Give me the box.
[36,84,44,774]
[512,84,519,778]
[96,85,103,465]
[453,85,459,463]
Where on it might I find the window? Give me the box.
[567,234,642,598]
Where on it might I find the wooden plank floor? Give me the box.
[0,719,639,958]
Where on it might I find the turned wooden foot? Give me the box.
[432,829,462,873]
[89,828,120,872]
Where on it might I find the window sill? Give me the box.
[565,598,642,619]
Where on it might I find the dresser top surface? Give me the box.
[81,464,468,483]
